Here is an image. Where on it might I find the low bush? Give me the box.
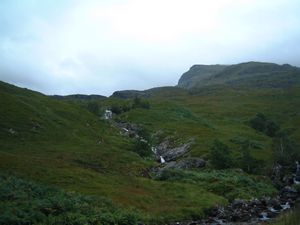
[0,174,139,225]
[249,113,280,137]
[156,169,277,201]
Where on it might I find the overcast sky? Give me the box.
[0,0,300,96]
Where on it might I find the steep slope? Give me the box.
[178,62,300,89]
[178,64,228,89]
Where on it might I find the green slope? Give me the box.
[116,86,300,170]
[0,81,228,222]
[1,59,300,224]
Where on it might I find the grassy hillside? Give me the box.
[1,61,300,224]
[116,86,300,170]
[0,81,229,223]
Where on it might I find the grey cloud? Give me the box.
[0,0,299,96]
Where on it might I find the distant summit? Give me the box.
[51,94,106,101]
[177,62,300,89]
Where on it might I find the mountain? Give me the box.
[178,64,228,89]
[178,62,300,89]
[111,86,188,99]
[51,94,106,101]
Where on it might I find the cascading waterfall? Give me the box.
[293,161,300,184]
[151,146,166,164]
[160,156,166,164]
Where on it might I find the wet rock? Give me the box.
[8,128,16,135]
[268,197,282,210]
[282,175,294,185]
[156,140,170,154]
[164,158,206,170]
[281,186,298,199]
[161,140,194,162]
[249,198,262,207]
[151,158,206,177]
[232,199,246,208]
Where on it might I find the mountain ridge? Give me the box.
[177,61,300,90]
[110,61,300,99]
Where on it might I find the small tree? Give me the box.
[238,140,259,173]
[274,130,298,166]
[133,140,152,158]
[133,97,150,109]
[249,113,280,137]
[210,140,233,169]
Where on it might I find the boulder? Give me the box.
[152,158,206,177]
[232,199,247,208]
[161,141,194,162]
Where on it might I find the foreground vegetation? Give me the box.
[156,169,277,201]
[0,174,138,225]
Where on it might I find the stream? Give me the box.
[167,162,300,225]
[110,119,300,225]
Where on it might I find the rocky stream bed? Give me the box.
[111,121,300,225]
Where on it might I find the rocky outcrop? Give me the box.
[157,140,194,162]
[155,158,206,173]
[113,122,140,138]
[169,158,206,170]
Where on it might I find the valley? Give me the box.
[1,62,300,224]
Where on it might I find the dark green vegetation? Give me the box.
[1,62,300,224]
[0,174,138,225]
[0,81,225,223]
[155,169,276,201]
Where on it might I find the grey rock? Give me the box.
[8,128,16,135]
[160,158,206,170]
[161,141,194,162]
[232,199,246,208]
[174,158,206,169]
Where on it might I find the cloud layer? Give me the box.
[1,0,300,96]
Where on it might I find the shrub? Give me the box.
[210,140,233,169]
[236,139,262,174]
[86,101,100,116]
[273,130,299,166]
[249,113,280,137]
[132,97,150,109]
[132,139,152,158]
[0,175,139,225]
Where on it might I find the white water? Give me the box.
[260,212,270,221]
[151,147,157,154]
[160,156,166,164]
[293,177,300,184]
[281,202,290,210]
[268,207,279,213]
[122,128,129,132]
